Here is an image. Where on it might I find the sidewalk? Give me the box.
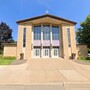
[0,58,90,90]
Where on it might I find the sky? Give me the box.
[0,0,90,40]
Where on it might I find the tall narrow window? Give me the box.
[23,28,26,47]
[43,25,50,40]
[34,25,41,40]
[67,27,71,47]
[52,26,59,40]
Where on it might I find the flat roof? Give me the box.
[2,43,17,46]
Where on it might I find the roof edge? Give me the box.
[2,43,17,45]
[16,14,77,25]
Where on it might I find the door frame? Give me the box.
[52,48,59,58]
[33,48,41,58]
[43,48,50,58]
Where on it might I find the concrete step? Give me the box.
[30,58,64,61]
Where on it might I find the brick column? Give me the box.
[70,26,77,59]
[16,25,23,59]
[62,25,69,59]
[25,24,32,59]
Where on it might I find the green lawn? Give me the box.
[0,55,16,65]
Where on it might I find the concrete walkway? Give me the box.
[0,58,90,90]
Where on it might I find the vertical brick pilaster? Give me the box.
[16,25,23,59]
[70,26,77,59]
[25,24,32,59]
[62,25,69,59]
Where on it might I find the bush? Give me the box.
[78,56,90,60]
[78,56,86,60]
[0,50,3,54]
[86,56,90,60]
[88,48,90,53]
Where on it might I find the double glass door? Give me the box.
[33,48,59,58]
[52,48,59,57]
[43,48,50,57]
[33,48,40,57]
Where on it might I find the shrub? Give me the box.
[78,56,86,60]
[0,50,3,55]
[86,56,90,60]
[88,48,90,53]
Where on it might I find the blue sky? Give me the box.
[0,0,90,40]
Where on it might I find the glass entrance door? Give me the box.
[52,48,59,57]
[33,48,40,57]
[43,48,50,57]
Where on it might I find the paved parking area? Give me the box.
[0,58,90,89]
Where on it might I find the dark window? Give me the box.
[52,26,59,40]
[23,28,26,47]
[43,25,50,40]
[34,25,41,40]
[67,27,71,47]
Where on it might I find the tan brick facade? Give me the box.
[16,25,23,59]
[62,25,69,59]
[77,45,88,57]
[3,14,78,60]
[25,24,32,59]
[3,44,17,57]
[70,26,77,59]
[16,24,32,59]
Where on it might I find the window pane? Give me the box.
[53,48,59,56]
[67,28,71,47]
[34,48,40,56]
[23,28,26,47]
[52,26,59,40]
[43,25,50,40]
[34,26,41,40]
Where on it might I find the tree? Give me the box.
[0,22,13,49]
[77,15,90,48]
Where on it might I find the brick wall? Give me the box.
[3,44,17,57]
[77,45,88,57]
